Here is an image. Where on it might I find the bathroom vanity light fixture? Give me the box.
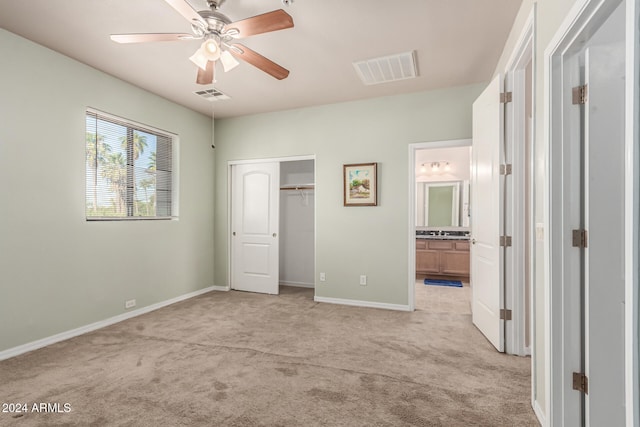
[425,161,451,173]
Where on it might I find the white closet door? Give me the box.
[471,74,504,352]
[584,42,626,426]
[231,162,280,294]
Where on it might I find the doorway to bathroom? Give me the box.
[413,143,472,316]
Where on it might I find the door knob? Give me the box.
[471,238,477,245]
[273,233,277,237]
[232,232,236,236]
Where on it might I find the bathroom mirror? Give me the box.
[416,181,469,227]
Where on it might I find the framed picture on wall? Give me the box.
[343,162,377,206]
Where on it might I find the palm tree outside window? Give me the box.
[85,109,174,219]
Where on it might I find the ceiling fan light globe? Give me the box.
[201,39,221,61]
[220,50,240,72]
[189,49,209,70]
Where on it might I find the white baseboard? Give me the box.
[212,285,230,291]
[280,281,314,289]
[0,286,216,361]
[533,399,546,426]
[314,296,411,312]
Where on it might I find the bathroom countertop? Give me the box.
[416,235,470,240]
[416,230,470,240]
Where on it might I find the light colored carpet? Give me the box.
[415,278,471,315]
[0,285,538,426]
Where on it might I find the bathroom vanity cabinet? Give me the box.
[416,238,470,279]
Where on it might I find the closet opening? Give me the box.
[279,159,315,291]
[229,156,315,297]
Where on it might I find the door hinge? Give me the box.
[572,229,588,248]
[500,91,513,103]
[572,84,588,105]
[500,309,513,320]
[500,164,512,175]
[573,372,589,394]
[500,236,512,247]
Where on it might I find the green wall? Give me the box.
[214,83,485,306]
[0,29,215,352]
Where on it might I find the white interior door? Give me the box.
[584,42,626,426]
[471,74,504,352]
[231,162,280,294]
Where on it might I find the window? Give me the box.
[85,109,175,219]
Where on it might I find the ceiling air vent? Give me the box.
[194,88,231,101]
[353,51,418,86]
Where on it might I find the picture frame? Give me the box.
[343,162,377,206]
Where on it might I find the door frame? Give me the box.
[626,1,640,423]
[545,0,639,424]
[227,154,316,293]
[502,0,536,363]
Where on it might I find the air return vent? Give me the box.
[194,88,231,101]
[353,51,418,85]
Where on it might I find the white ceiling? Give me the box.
[0,0,522,118]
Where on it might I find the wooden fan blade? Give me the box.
[196,61,215,85]
[110,33,194,43]
[224,9,293,38]
[229,44,289,80]
[163,0,207,27]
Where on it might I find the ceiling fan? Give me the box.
[110,0,294,85]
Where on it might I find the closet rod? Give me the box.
[280,185,315,191]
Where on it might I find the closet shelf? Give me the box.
[280,184,315,191]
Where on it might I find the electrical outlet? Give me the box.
[320,272,326,282]
[125,299,136,309]
[359,275,367,286]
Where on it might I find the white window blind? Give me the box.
[85,109,174,220]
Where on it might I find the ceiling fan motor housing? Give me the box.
[197,9,231,36]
